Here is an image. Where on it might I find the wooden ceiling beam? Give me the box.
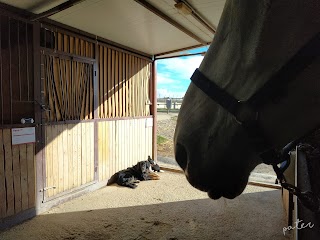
[155,43,210,57]
[155,51,206,60]
[134,0,208,45]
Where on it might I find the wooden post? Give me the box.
[33,21,44,210]
[151,60,157,161]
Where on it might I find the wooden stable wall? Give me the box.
[0,129,35,220]
[44,122,94,201]
[37,26,154,207]
[0,6,155,228]
[98,118,153,181]
[0,11,37,229]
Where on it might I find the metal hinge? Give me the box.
[40,186,56,192]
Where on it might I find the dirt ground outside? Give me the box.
[0,171,291,240]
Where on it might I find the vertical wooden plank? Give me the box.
[61,124,69,191]
[109,121,113,174]
[128,120,131,167]
[111,50,116,117]
[117,120,121,171]
[131,120,134,165]
[77,124,82,187]
[44,125,54,197]
[114,51,119,117]
[52,125,59,195]
[80,39,84,56]
[122,53,126,117]
[75,37,79,55]
[57,125,63,193]
[107,48,112,118]
[102,122,106,180]
[123,120,128,169]
[0,130,6,218]
[132,56,136,117]
[85,41,89,58]
[98,122,102,181]
[45,125,54,197]
[99,46,103,118]
[113,121,117,173]
[136,59,140,117]
[3,129,14,216]
[109,121,113,176]
[141,61,145,116]
[90,123,94,181]
[72,124,78,188]
[103,47,107,118]
[116,121,120,172]
[66,124,74,189]
[105,122,109,178]
[102,122,105,180]
[12,144,22,214]
[57,33,63,52]
[86,123,91,182]
[63,34,69,53]
[45,126,52,198]
[69,36,74,54]
[26,144,35,208]
[125,54,128,117]
[19,144,29,211]
[119,52,123,117]
[127,55,132,117]
[81,123,87,184]
[130,56,135,117]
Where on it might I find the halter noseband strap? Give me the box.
[190,31,320,165]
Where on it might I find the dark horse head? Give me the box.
[174,0,320,200]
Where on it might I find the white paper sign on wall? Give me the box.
[12,127,36,145]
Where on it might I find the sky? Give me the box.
[156,46,209,98]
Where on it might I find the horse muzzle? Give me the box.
[175,142,247,200]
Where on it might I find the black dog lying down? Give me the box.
[107,156,161,189]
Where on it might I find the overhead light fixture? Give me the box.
[174,2,192,15]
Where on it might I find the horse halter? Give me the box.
[190,32,320,212]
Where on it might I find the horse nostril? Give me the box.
[175,143,188,170]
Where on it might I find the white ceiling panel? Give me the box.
[49,0,201,55]
[0,0,226,55]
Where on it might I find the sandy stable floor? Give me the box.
[0,171,292,240]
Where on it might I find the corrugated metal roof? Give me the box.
[0,0,226,55]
